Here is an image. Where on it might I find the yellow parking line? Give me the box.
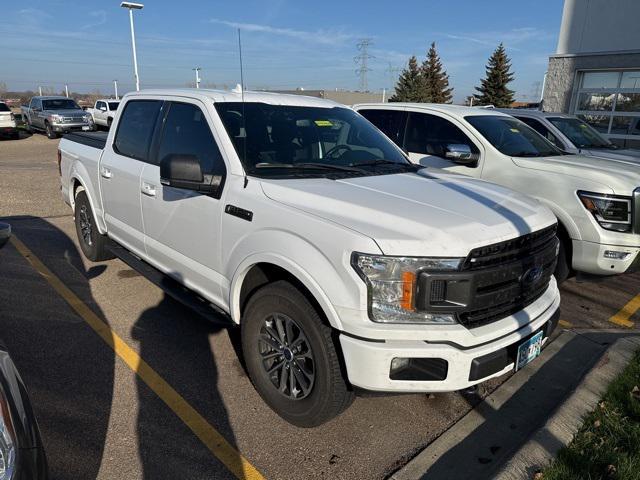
[558,320,573,328]
[609,293,640,328]
[9,235,264,480]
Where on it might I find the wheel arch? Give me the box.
[69,173,107,235]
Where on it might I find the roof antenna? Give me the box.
[238,28,249,189]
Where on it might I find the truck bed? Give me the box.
[63,131,108,150]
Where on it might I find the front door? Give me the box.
[100,99,163,255]
[140,100,228,305]
[404,112,483,177]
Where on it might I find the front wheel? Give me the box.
[241,281,353,427]
[554,238,571,284]
[74,191,113,262]
[45,122,57,139]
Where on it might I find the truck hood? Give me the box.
[260,170,555,257]
[512,154,640,194]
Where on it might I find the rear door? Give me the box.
[140,99,228,305]
[100,99,163,255]
[95,101,106,124]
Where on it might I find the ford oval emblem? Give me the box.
[521,266,543,287]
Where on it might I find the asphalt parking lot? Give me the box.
[1,132,639,480]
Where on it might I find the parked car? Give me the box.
[355,103,640,281]
[21,96,94,139]
[0,102,19,140]
[496,109,640,161]
[58,89,560,427]
[87,99,120,129]
[0,222,49,479]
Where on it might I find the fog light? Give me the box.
[390,357,410,373]
[603,250,630,260]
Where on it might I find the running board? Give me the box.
[107,242,235,327]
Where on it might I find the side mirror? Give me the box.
[100,106,107,111]
[0,222,11,250]
[444,144,478,165]
[160,154,222,194]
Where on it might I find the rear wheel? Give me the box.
[241,281,353,427]
[74,190,113,262]
[45,122,57,139]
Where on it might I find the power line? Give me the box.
[354,38,374,92]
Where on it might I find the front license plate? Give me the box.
[82,126,90,131]
[515,331,544,371]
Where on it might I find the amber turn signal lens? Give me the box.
[400,271,416,311]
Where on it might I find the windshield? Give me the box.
[108,102,120,110]
[547,116,614,149]
[465,115,564,157]
[214,102,415,178]
[42,99,81,110]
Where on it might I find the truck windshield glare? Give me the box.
[215,103,413,178]
[465,115,564,158]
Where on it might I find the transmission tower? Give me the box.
[354,38,374,92]
[386,62,402,89]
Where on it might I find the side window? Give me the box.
[516,117,564,149]
[97,101,105,110]
[158,102,226,176]
[404,112,479,160]
[33,99,41,110]
[358,109,405,146]
[113,100,162,162]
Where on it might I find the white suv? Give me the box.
[356,103,640,280]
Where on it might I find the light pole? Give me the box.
[120,2,143,91]
[193,67,201,89]
[65,84,69,97]
[113,80,119,100]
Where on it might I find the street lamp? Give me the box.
[120,2,143,91]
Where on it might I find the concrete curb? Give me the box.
[390,331,640,480]
[495,335,640,480]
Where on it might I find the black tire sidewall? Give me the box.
[242,282,346,427]
[46,123,56,139]
[554,238,570,284]
[74,191,99,261]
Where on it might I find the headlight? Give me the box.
[83,114,92,122]
[0,387,16,480]
[578,191,632,233]
[351,253,463,324]
[50,114,62,122]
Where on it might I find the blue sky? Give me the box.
[2,0,564,103]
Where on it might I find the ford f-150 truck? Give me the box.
[356,103,640,281]
[58,89,560,427]
[87,99,120,129]
[22,96,94,139]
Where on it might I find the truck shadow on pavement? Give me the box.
[0,215,115,480]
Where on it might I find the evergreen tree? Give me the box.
[390,56,422,102]
[474,43,515,107]
[420,42,453,103]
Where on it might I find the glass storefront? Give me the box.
[573,70,640,149]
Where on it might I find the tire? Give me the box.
[11,131,20,140]
[24,121,31,133]
[241,280,353,427]
[554,237,571,284]
[45,122,57,139]
[74,191,113,262]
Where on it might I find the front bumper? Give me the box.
[339,289,561,392]
[51,122,92,132]
[571,239,640,275]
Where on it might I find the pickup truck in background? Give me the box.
[87,99,120,129]
[496,109,640,161]
[58,89,560,427]
[21,96,94,139]
[355,103,640,281]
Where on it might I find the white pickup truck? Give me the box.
[87,99,120,129]
[356,104,640,281]
[58,89,560,426]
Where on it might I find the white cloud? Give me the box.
[81,10,107,30]
[209,18,357,46]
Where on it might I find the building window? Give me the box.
[573,69,640,148]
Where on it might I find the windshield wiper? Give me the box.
[252,162,367,174]
[510,151,543,157]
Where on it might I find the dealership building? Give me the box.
[543,0,640,148]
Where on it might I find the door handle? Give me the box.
[141,182,156,197]
[100,166,112,179]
